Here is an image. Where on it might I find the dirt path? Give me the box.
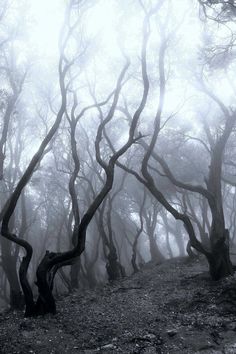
[1,257,236,353]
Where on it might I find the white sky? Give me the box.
[20,0,235,138]
[27,1,202,58]
[28,0,64,58]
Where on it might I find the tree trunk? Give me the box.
[1,238,24,310]
[131,245,139,273]
[186,241,198,259]
[175,221,186,257]
[165,229,173,258]
[207,229,233,280]
[106,246,125,281]
[70,261,80,290]
[34,251,57,316]
[148,234,165,263]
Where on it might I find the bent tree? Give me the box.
[0,1,147,316]
[0,0,76,315]
[148,1,236,279]
[116,0,236,280]
[0,0,87,315]
[151,111,236,280]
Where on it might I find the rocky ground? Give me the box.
[1,257,236,353]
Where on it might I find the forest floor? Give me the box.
[1,257,236,353]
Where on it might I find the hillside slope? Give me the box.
[1,257,236,353]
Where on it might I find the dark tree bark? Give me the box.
[131,191,146,273]
[0,0,78,315]
[97,197,125,282]
[143,207,165,264]
[0,0,168,316]
[66,89,115,290]
[31,56,143,314]
[116,16,216,276]
[147,109,236,279]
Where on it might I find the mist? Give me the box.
[0,0,236,351]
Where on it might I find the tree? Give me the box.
[0,0,149,315]
[0,0,88,315]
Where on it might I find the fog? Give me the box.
[0,0,236,316]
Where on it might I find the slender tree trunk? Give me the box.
[106,244,125,281]
[206,142,234,279]
[207,228,233,280]
[131,236,139,273]
[175,221,185,257]
[165,229,173,258]
[1,231,24,310]
[70,260,80,290]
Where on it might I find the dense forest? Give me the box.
[1,0,236,345]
